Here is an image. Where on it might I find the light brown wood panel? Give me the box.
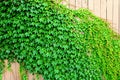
[2,61,44,80]
[28,73,44,80]
[118,0,120,33]
[107,0,113,24]
[101,0,107,20]
[69,0,76,9]
[76,0,82,9]
[88,0,94,11]
[113,0,119,33]
[28,73,34,80]
[11,62,20,80]
[94,0,101,17]
[2,61,20,80]
[81,0,88,8]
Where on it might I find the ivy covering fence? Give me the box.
[0,0,120,80]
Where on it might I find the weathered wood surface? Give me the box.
[62,0,119,34]
[2,61,20,80]
[2,60,44,80]
[1,0,119,80]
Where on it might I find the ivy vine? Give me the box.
[0,0,120,80]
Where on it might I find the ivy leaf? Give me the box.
[37,60,43,65]
[63,45,69,49]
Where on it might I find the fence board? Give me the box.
[76,0,82,9]
[81,0,88,8]
[2,62,43,80]
[119,0,120,33]
[113,0,119,33]
[69,0,76,9]
[101,0,107,19]
[107,0,113,23]
[94,0,101,17]
[88,0,94,11]
[2,61,20,80]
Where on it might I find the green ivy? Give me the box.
[0,0,120,80]
[0,61,4,80]
[20,66,28,80]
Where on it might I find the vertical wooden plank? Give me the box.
[28,73,44,80]
[69,0,76,9]
[76,0,82,9]
[2,62,20,80]
[113,0,119,33]
[39,75,44,80]
[16,63,20,80]
[88,0,94,11]
[34,74,44,80]
[106,0,113,25]
[75,0,77,10]
[87,0,89,9]
[101,0,107,20]
[112,0,114,27]
[3,71,11,80]
[2,60,12,80]
[10,63,19,80]
[28,73,35,80]
[11,63,17,80]
[81,0,88,8]
[100,0,102,17]
[68,0,70,8]
[118,0,120,34]
[94,0,101,17]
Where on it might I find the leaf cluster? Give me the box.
[0,0,120,80]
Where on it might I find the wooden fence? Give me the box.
[62,0,119,33]
[1,0,120,80]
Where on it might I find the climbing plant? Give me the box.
[0,61,4,80]
[0,0,120,80]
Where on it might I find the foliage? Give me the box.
[0,61,4,80]
[20,66,28,80]
[0,0,120,80]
